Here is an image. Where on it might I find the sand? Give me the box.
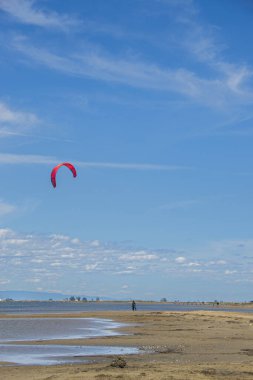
[1,310,253,379]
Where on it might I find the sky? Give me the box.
[0,0,253,301]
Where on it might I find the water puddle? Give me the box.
[0,318,125,342]
[0,344,139,365]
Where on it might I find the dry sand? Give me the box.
[1,310,253,379]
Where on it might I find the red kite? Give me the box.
[51,163,77,188]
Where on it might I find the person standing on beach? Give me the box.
[131,300,136,311]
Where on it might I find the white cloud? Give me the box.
[225,270,237,275]
[26,278,41,283]
[89,240,100,247]
[0,201,16,216]
[0,279,10,284]
[0,102,38,124]
[188,262,200,267]
[0,153,57,164]
[188,268,202,273]
[0,228,13,238]
[0,101,39,138]
[9,25,253,110]
[77,161,187,171]
[116,270,135,275]
[1,0,252,128]
[71,238,80,245]
[0,153,188,172]
[12,38,197,94]
[84,264,98,272]
[4,238,28,245]
[50,234,70,241]
[119,251,158,261]
[226,66,252,94]
[12,259,22,266]
[216,260,226,265]
[0,0,78,30]
[60,253,74,259]
[0,199,36,223]
[174,1,253,106]
[0,228,252,293]
[31,259,43,263]
[50,262,63,267]
[175,256,186,263]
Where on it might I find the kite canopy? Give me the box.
[51,162,77,188]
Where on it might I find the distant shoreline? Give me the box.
[1,299,253,308]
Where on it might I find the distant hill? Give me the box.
[0,290,68,301]
[0,290,114,301]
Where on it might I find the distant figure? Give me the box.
[131,300,136,311]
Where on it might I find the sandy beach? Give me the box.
[1,310,253,379]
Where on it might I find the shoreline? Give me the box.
[1,299,253,306]
[1,310,253,379]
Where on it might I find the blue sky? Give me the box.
[0,0,253,301]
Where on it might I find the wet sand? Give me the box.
[1,310,253,379]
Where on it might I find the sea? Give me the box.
[0,301,252,366]
[1,300,253,314]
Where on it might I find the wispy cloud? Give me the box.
[10,34,253,109]
[0,101,37,124]
[11,37,203,95]
[0,153,57,165]
[0,101,39,137]
[0,102,77,142]
[173,1,253,103]
[1,1,252,112]
[0,0,78,30]
[76,161,188,171]
[0,153,188,171]
[0,200,16,216]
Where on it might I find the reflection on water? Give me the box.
[0,318,124,342]
[0,344,139,365]
[0,317,134,365]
